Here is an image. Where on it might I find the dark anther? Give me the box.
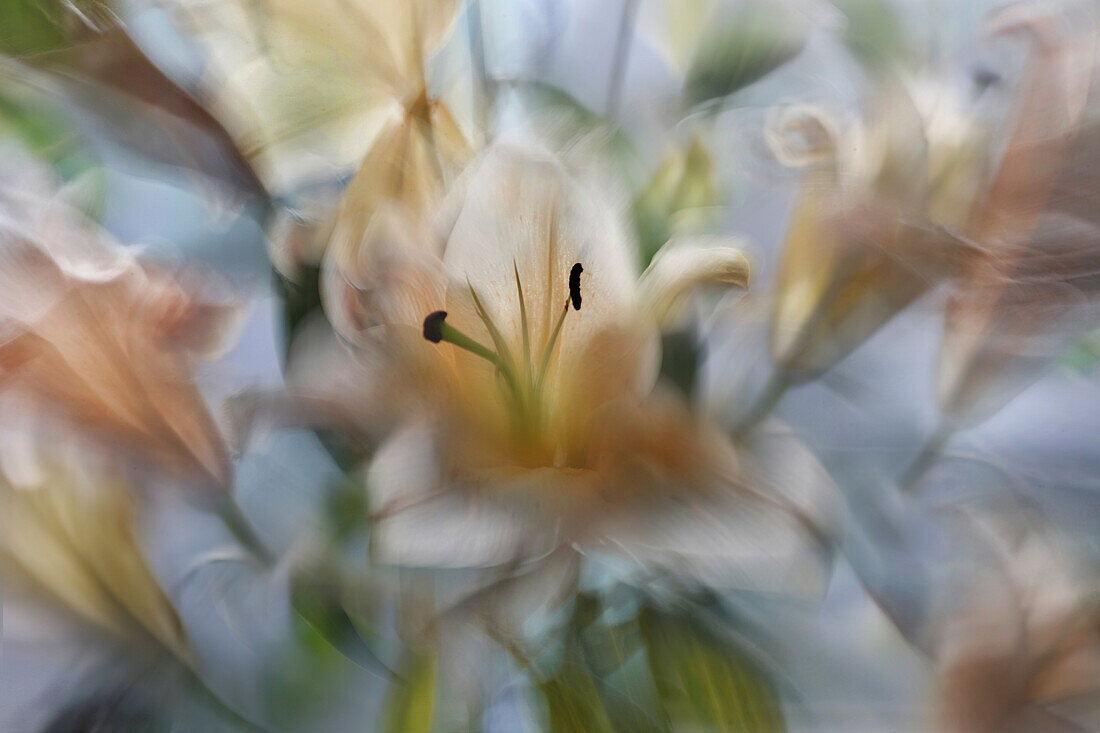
[423,311,448,343]
[569,263,583,311]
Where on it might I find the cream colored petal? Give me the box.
[639,236,751,328]
[594,491,830,596]
[372,492,550,569]
[367,421,550,568]
[22,283,230,487]
[440,146,644,394]
[0,468,187,656]
[581,411,835,596]
[856,79,930,205]
[0,237,68,325]
[322,102,468,337]
[328,110,442,264]
[166,0,402,182]
[937,212,1100,427]
[641,0,713,71]
[764,103,840,169]
[142,264,245,361]
[370,0,458,89]
[323,201,447,343]
[929,508,1099,732]
[975,1,1096,246]
[770,188,949,378]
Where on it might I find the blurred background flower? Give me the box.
[2,0,1100,731]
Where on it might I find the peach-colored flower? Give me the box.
[937,2,1100,426]
[930,509,1100,732]
[0,192,236,488]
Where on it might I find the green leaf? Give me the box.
[633,135,718,264]
[539,659,617,733]
[640,608,784,732]
[0,71,105,217]
[384,653,437,733]
[1063,329,1100,375]
[658,330,703,399]
[0,1,112,57]
[556,592,670,733]
[290,572,388,676]
[832,0,912,72]
[684,3,806,107]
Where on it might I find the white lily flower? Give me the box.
[288,145,834,597]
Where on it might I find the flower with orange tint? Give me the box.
[937,2,1100,426]
[0,190,236,489]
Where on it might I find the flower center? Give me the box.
[422,263,583,452]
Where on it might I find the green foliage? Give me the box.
[290,572,387,676]
[529,590,785,732]
[538,654,617,733]
[633,135,718,265]
[1063,329,1100,375]
[832,0,912,72]
[384,653,437,733]
[684,3,805,107]
[640,607,784,732]
[0,78,105,217]
[0,1,110,57]
[275,263,323,363]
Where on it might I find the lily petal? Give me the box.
[0,207,233,488]
[639,235,751,328]
[0,466,188,656]
[440,146,643,396]
[367,421,552,568]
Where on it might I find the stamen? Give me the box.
[421,310,499,364]
[423,310,447,343]
[535,263,585,392]
[424,292,526,415]
[569,263,583,311]
[536,301,570,390]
